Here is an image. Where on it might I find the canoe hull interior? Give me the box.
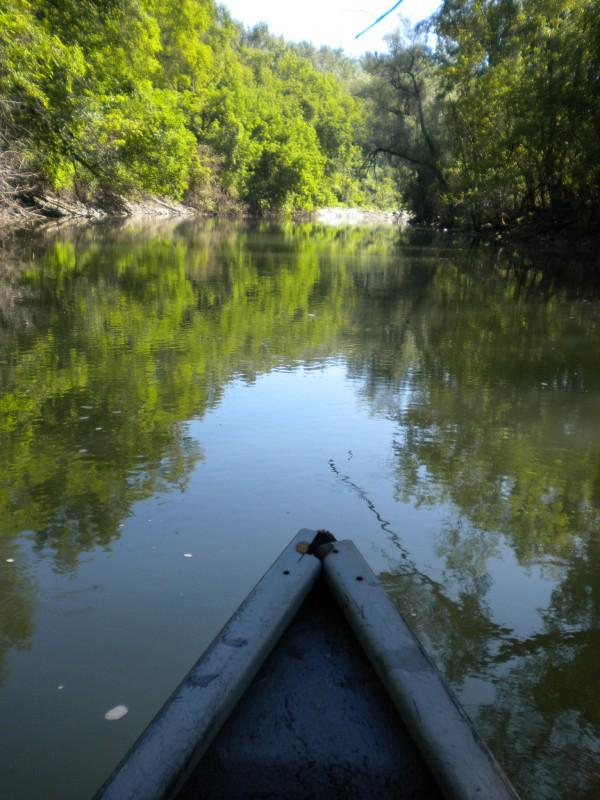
[94,530,519,800]
[181,578,441,799]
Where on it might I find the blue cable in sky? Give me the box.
[355,1,405,39]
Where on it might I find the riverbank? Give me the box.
[0,192,411,238]
[1,191,596,248]
[0,192,200,232]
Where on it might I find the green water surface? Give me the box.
[0,220,599,799]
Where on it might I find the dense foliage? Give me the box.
[0,0,375,213]
[0,0,598,228]
[363,0,600,229]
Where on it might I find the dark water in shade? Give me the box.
[0,219,599,799]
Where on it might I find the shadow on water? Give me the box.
[1,219,600,798]
[340,237,600,799]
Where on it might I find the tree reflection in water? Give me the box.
[0,221,599,798]
[363,247,600,799]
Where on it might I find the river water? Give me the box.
[0,220,599,799]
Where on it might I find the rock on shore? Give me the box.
[19,193,196,222]
[314,207,410,226]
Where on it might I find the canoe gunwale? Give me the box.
[322,540,519,800]
[94,529,519,800]
[94,529,321,800]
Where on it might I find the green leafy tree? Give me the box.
[362,29,448,221]
[0,1,374,213]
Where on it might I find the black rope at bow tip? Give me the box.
[296,530,337,559]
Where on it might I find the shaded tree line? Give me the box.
[362,0,600,230]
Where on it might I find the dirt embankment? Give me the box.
[0,193,411,237]
[0,192,198,231]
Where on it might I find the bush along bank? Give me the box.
[1,1,597,235]
[0,1,400,229]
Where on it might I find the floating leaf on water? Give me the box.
[104,705,128,721]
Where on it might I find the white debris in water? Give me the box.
[95,427,103,431]
[79,416,89,420]
[184,553,193,558]
[6,558,15,563]
[104,705,128,721]
[79,448,88,454]
[81,405,94,410]
[57,685,64,691]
